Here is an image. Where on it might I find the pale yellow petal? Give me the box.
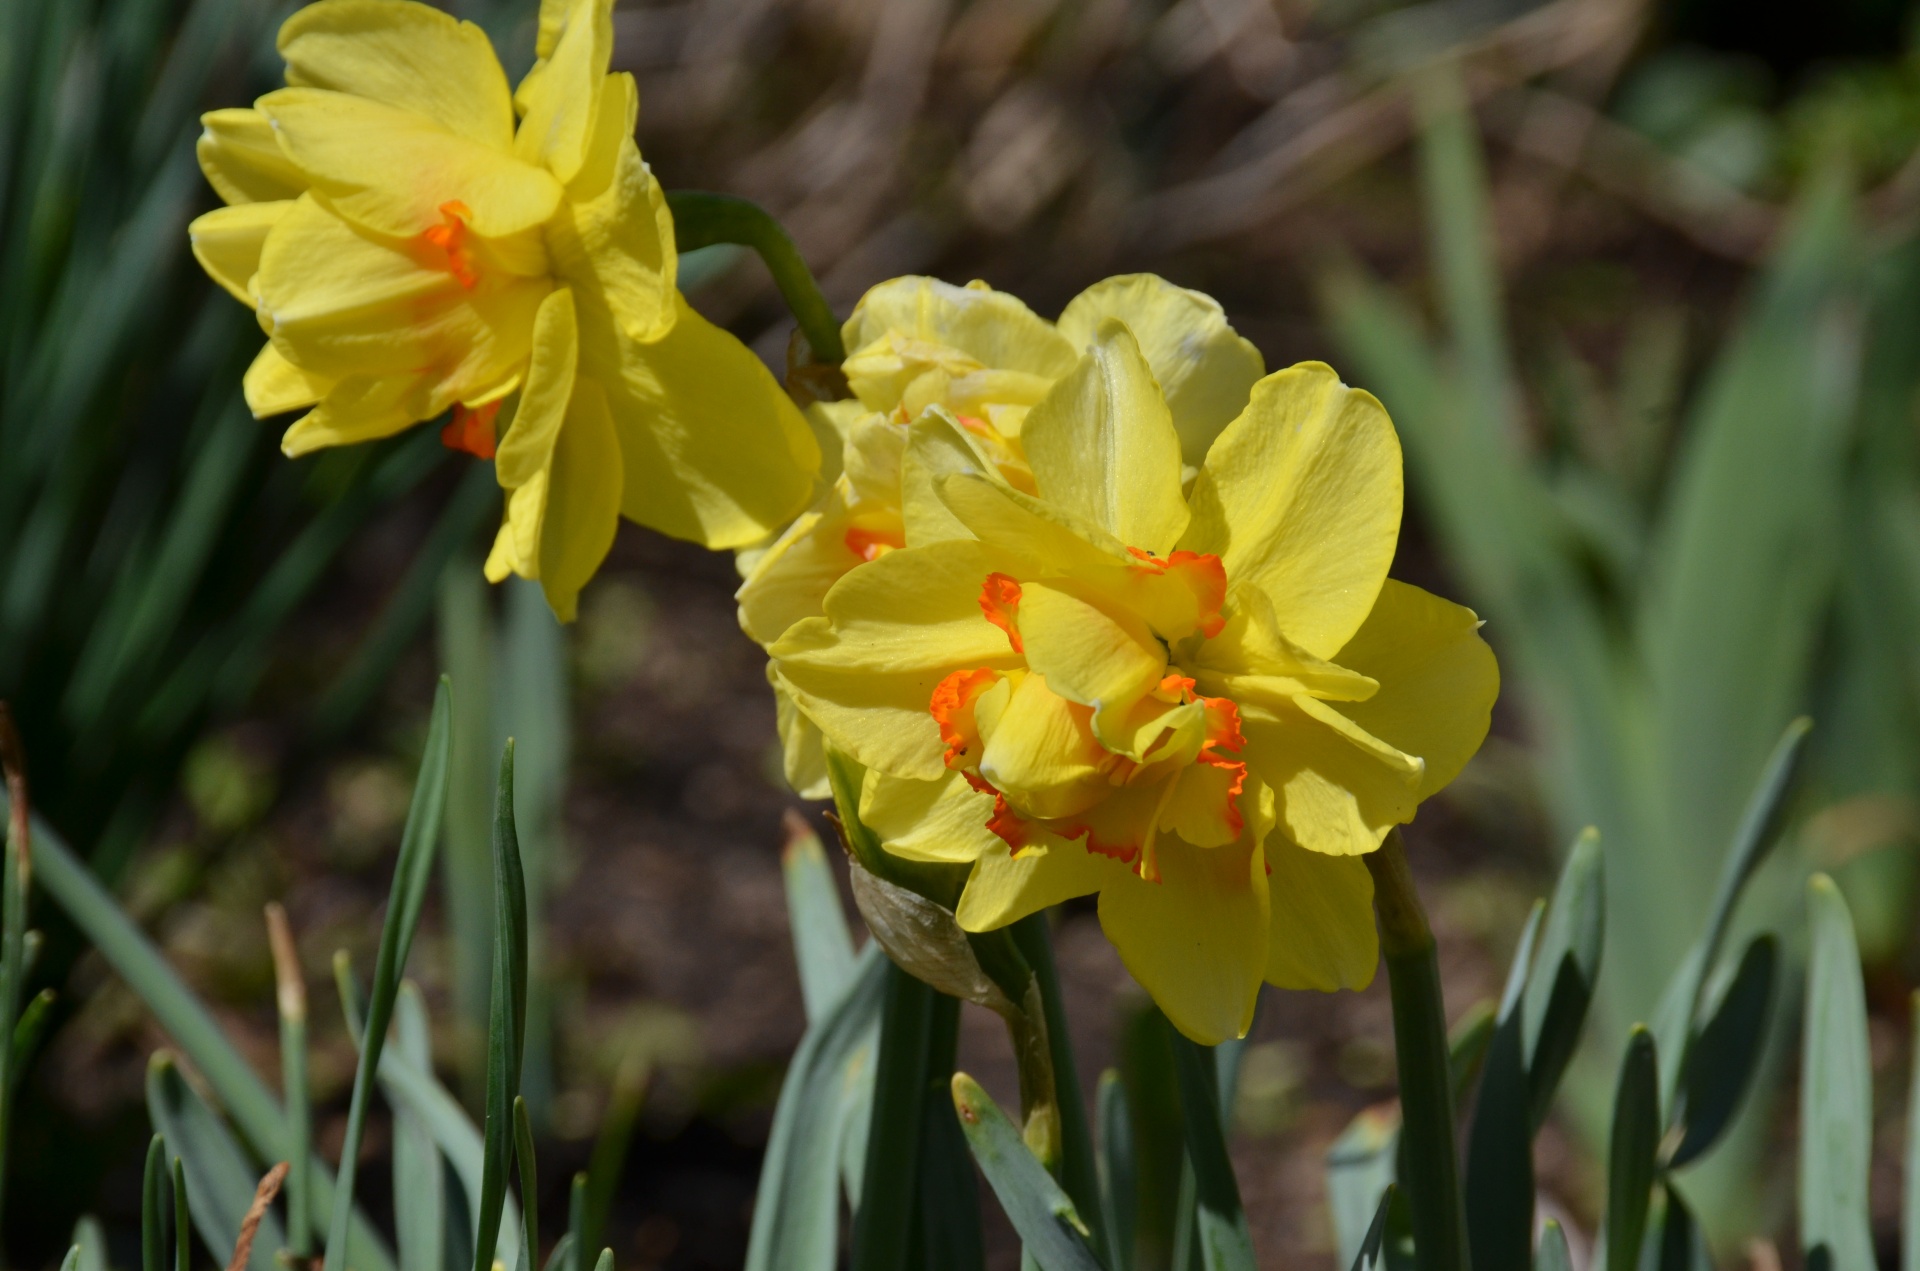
[280,375,417,456]
[492,469,549,580]
[977,673,1109,821]
[190,201,292,304]
[862,770,1001,864]
[900,408,1004,547]
[772,657,951,780]
[259,88,562,238]
[1182,362,1402,660]
[1264,836,1378,991]
[601,294,819,549]
[495,287,578,488]
[243,342,330,417]
[512,0,612,183]
[955,838,1123,931]
[198,109,306,204]
[1330,580,1499,801]
[1097,838,1269,1044]
[841,276,1077,408]
[1240,699,1421,858]
[1016,582,1165,743]
[278,0,515,148]
[1021,319,1189,557]
[548,73,675,344]
[736,501,863,647]
[537,378,624,621]
[1057,274,1263,468]
[771,667,831,799]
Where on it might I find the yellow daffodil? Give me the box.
[189,0,818,618]
[740,274,1265,794]
[769,324,1498,1043]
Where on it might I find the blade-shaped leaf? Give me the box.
[326,679,453,1271]
[744,944,886,1271]
[1327,1106,1397,1270]
[782,812,857,1022]
[143,1135,167,1271]
[1605,1028,1659,1271]
[392,984,445,1271]
[1464,1008,1533,1271]
[147,1053,284,1271]
[1670,935,1777,1168]
[474,740,529,1271]
[1801,875,1874,1271]
[1536,1220,1572,1271]
[1351,1186,1397,1271]
[950,1074,1102,1271]
[1097,1071,1135,1271]
[1170,1031,1256,1271]
[1523,829,1604,1128]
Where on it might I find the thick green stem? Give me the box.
[1365,830,1468,1271]
[851,961,935,1271]
[1011,914,1105,1261]
[666,192,844,364]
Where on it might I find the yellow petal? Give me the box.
[1160,760,1247,849]
[862,770,1002,864]
[956,837,1123,931]
[254,195,547,406]
[736,499,871,647]
[512,0,612,184]
[1097,837,1269,1044]
[1240,698,1420,857]
[937,471,1129,575]
[1057,274,1264,468]
[1263,835,1378,991]
[900,408,1006,547]
[259,88,562,239]
[547,73,676,344]
[495,287,578,488]
[190,200,291,304]
[280,375,416,456]
[278,0,515,149]
[1016,582,1166,745]
[841,277,1077,409]
[772,657,953,780]
[198,109,306,204]
[978,673,1109,821]
[770,667,831,799]
[1182,362,1402,660]
[602,294,819,549]
[1186,583,1378,703]
[243,342,330,417]
[537,378,624,620]
[491,468,549,580]
[1330,580,1499,800]
[1022,319,1190,557]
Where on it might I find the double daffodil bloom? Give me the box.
[190,0,818,618]
[740,273,1265,794]
[770,323,1498,1043]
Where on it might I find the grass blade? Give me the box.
[1169,1031,1255,1271]
[325,679,454,1271]
[1670,935,1777,1168]
[473,739,529,1271]
[781,810,857,1022]
[745,944,886,1271]
[950,1074,1101,1271]
[1096,1071,1135,1271]
[393,983,445,1271]
[172,1157,189,1271]
[147,1052,284,1271]
[1801,875,1874,1271]
[1606,1028,1660,1271]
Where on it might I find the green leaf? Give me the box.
[744,944,885,1271]
[1656,1189,1705,1271]
[10,984,54,1088]
[1327,1105,1401,1271]
[1096,1071,1135,1271]
[950,1074,1102,1271]
[567,1174,587,1271]
[172,1157,190,1271]
[474,739,529,1271]
[914,993,983,1271]
[514,1096,538,1271]
[438,551,500,1088]
[1605,1028,1659,1271]
[1170,1031,1256,1271]
[1466,900,1540,1271]
[541,1235,573,1271]
[392,983,445,1271]
[147,1052,285,1271]
[781,813,857,1022]
[327,679,454,1271]
[1535,1220,1571,1271]
[72,1215,108,1271]
[1522,828,1604,1129]
[1669,935,1777,1168]
[1446,1000,1496,1104]
[1350,1186,1396,1271]
[850,960,936,1271]
[1801,875,1874,1271]
[143,1134,168,1271]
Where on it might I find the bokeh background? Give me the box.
[10,0,1920,1266]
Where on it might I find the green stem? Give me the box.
[1365,830,1467,1271]
[851,961,935,1271]
[1010,914,1105,1262]
[666,192,844,364]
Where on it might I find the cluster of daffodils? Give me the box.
[752,278,1498,1043]
[189,0,817,619]
[188,2,1497,1043]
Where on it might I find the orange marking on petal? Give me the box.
[844,526,905,562]
[423,200,479,290]
[1199,695,1246,755]
[979,572,1024,653]
[441,400,500,458]
[1167,550,1229,637]
[930,668,1000,768]
[956,414,995,437]
[986,792,1045,856]
[1155,673,1196,702]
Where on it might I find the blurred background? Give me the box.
[9,0,1920,1265]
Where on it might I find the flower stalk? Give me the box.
[666,191,846,366]
[1366,828,1468,1271]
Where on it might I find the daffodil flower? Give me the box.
[740,273,1265,794]
[769,324,1498,1043]
[189,0,818,618]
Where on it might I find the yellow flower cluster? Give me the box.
[190,0,818,619]
[188,3,1498,1041]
